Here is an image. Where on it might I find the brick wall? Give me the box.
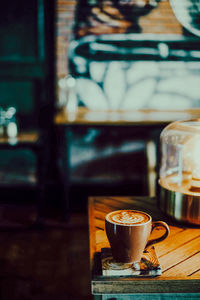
[56,0,182,79]
[56,0,76,79]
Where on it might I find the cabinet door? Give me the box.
[0,0,55,130]
[0,0,55,186]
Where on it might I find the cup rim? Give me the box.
[105,209,152,226]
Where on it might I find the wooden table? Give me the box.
[88,196,200,299]
[55,107,200,127]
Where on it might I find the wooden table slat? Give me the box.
[190,269,200,277]
[159,236,200,272]
[94,218,105,231]
[96,229,107,243]
[163,251,200,277]
[156,228,200,258]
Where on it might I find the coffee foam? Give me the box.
[106,210,150,225]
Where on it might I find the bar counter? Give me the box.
[55,107,200,127]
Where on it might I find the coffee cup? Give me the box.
[105,209,169,263]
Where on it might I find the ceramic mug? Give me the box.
[105,209,170,263]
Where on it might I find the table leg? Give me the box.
[35,138,49,226]
[56,126,71,220]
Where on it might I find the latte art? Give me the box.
[112,212,145,224]
[107,210,150,225]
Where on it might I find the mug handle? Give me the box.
[145,221,170,249]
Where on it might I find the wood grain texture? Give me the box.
[88,196,200,295]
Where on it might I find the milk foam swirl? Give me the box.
[112,212,144,224]
[111,211,146,224]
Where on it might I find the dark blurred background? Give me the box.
[0,0,200,299]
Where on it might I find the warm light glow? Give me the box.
[160,122,200,196]
[182,135,200,190]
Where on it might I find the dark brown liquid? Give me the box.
[107,210,150,225]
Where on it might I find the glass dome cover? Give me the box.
[160,119,200,196]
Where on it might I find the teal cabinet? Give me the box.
[0,0,55,130]
[0,0,56,195]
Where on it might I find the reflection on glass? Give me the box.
[160,119,200,196]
